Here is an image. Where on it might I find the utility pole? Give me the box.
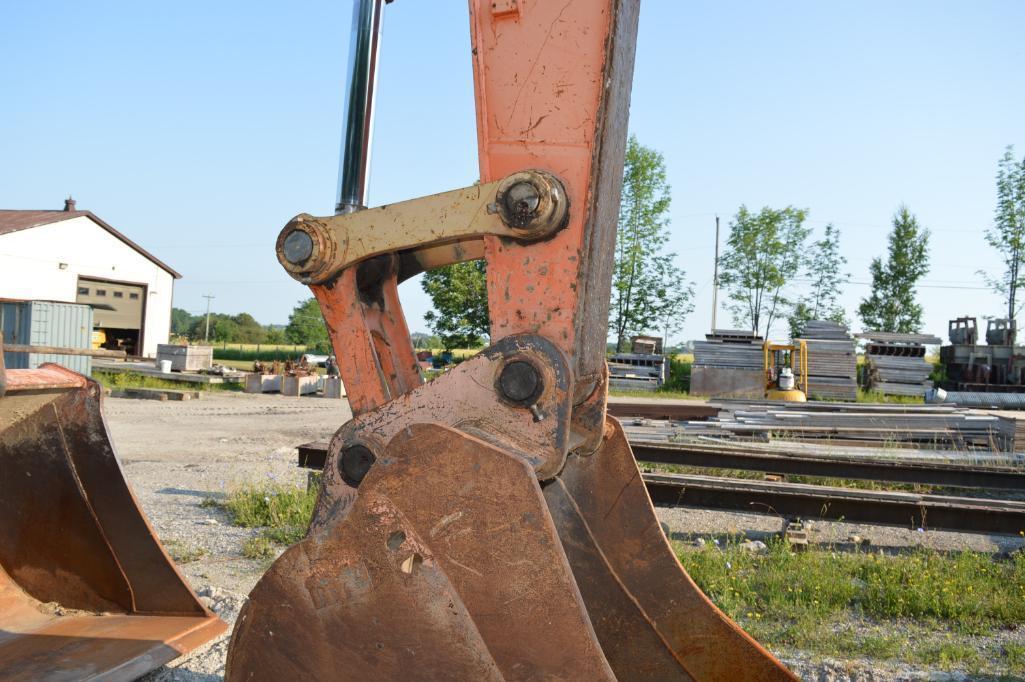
[203,294,215,341]
[711,215,720,331]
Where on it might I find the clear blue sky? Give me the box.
[2,2,1022,344]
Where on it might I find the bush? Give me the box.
[660,358,691,393]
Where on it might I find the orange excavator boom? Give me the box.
[227,1,796,679]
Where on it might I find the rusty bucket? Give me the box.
[0,361,225,680]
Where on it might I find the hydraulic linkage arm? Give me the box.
[226,1,796,679]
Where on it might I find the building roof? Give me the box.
[0,208,182,279]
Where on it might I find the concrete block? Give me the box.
[281,375,320,397]
[322,376,346,399]
[245,373,282,393]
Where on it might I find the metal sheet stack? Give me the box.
[692,330,763,370]
[676,400,1018,452]
[690,330,765,398]
[857,331,941,397]
[797,320,857,401]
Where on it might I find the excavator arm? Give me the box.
[227,1,795,679]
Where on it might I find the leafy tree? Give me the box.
[422,260,490,350]
[787,223,849,338]
[719,205,810,338]
[284,298,330,350]
[264,326,287,344]
[231,312,267,344]
[171,307,196,336]
[652,254,695,347]
[858,205,930,332]
[981,146,1025,322]
[610,136,693,351]
[187,314,239,343]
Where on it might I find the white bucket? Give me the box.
[158,359,173,374]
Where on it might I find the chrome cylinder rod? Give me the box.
[335,0,386,215]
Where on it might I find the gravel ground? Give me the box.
[90,392,1023,681]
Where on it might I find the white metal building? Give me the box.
[0,198,181,357]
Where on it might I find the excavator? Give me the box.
[0,1,796,679]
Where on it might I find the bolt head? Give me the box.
[340,444,376,486]
[283,230,314,265]
[503,181,541,220]
[498,360,542,405]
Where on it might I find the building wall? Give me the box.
[0,216,174,357]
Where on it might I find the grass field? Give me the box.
[677,538,1025,673]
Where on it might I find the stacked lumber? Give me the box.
[857,331,941,397]
[798,320,857,401]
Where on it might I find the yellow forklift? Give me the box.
[764,339,809,401]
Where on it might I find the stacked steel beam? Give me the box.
[797,320,857,401]
[857,331,940,397]
[668,400,1018,452]
[692,330,763,370]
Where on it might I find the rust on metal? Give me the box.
[547,418,796,680]
[227,424,614,681]
[242,0,798,678]
[0,363,226,679]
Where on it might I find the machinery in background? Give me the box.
[764,339,809,402]
[940,317,1025,392]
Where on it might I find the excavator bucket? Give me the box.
[0,361,226,681]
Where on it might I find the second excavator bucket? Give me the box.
[0,360,226,681]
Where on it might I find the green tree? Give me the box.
[610,136,693,351]
[170,307,196,336]
[264,326,287,344]
[230,312,267,344]
[981,146,1025,322]
[787,223,849,338]
[719,205,810,338]
[858,206,931,332]
[422,260,490,350]
[284,298,330,350]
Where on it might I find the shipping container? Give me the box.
[0,300,93,374]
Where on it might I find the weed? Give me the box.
[1004,642,1025,673]
[164,539,208,564]
[241,535,277,560]
[221,482,317,556]
[222,482,316,530]
[915,642,981,671]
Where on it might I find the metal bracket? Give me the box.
[277,170,568,285]
[308,334,572,531]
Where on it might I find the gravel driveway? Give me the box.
[95,391,1021,681]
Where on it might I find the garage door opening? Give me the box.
[76,277,146,357]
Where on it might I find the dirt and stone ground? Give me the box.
[98,391,1024,681]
